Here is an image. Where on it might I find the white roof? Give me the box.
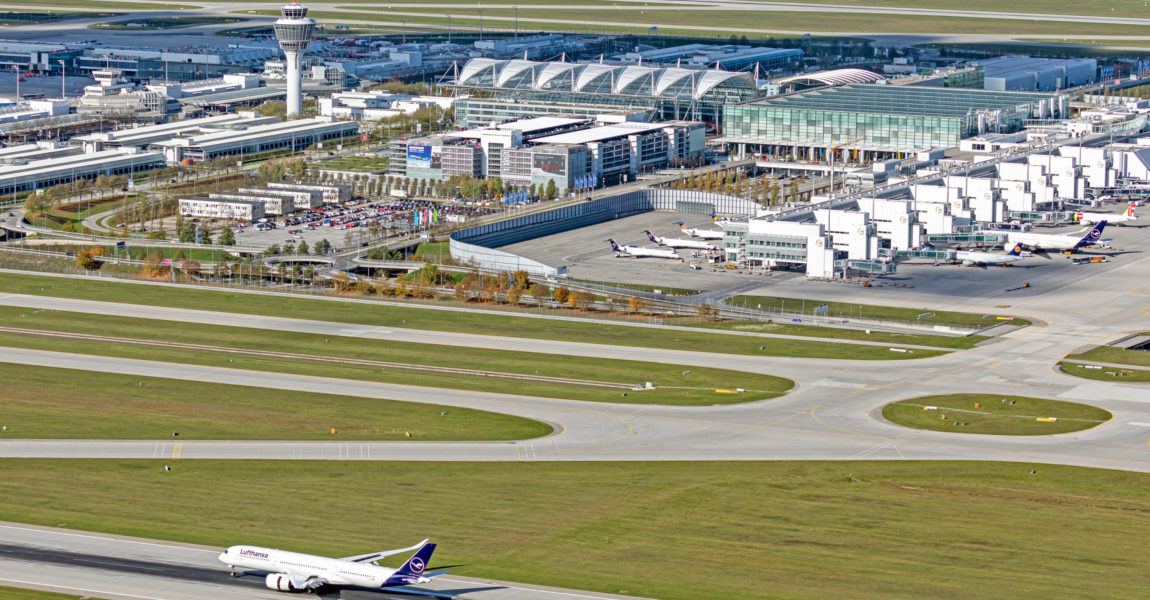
[456,58,754,99]
[533,122,667,145]
[772,68,883,87]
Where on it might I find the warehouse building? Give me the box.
[723,84,1067,161]
[178,197,265,220]
[75,113,281,152]
[980,56,1097,92]
[0,147,164,195]
[152,117,359,164]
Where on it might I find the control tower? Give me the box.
[274,1,315,117]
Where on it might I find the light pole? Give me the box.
[58,59,65,99]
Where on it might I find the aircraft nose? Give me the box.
[218,551,229,563]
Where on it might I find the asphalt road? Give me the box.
[0,522,645,600]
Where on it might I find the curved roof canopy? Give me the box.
[455,58,754,99]
[771,68,884,89]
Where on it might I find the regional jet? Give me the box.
[674,221,724,240]
[951,243,1027,267]
[1007,221,1108,252]
[644,230,719,251]
[219,540,450,596]
[608,239,681,259]
[1074,203,1138,226]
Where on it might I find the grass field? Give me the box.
[0,272,949,359]
[1059,361,1150,382]
[0,0,200,9]
[0,363,549,440]
[90,15,241,29]
[0,459,1147,599]
[883,394,1111,435]
[314,7,1150,37]
[0,587,104,600]
[0,305,794,404]
[725,294,1029,328]
[1065,339,1150,368]
[311,155,390,172]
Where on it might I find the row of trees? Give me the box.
[674,170,808,205]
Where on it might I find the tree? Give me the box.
[696,303,718,321]
[179,221,196,243]
[553,285,570,306]
[24,193,51,226]
[505,286,522,305]
[74,246,104,270]
[143,251,168,278]
[315,239,332,254]
[200,226,213,245]
[570,291,595,310]
[297,239,309,255]
[544,180,558,201]
[629,296,647,313]
[217,226,236,246]
[528,283,548,305]
[512,270,530,290]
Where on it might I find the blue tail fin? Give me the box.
[1006,243,1023,256]
[607,239,620,251]
[643,230,658,242]
[396,543,434,577]
[1077,221,1107,247]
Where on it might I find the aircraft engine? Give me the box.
[265,573,301,592]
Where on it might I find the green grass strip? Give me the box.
[0,460,1147,599]
[0,272,948,359]
[0,362,550,440]
[883,394,1111,435]
[0,305,793,405]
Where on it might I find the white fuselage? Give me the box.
[1006,231,1087,251]
[1075,212,1136,225]
[615,245,680,259]
[953,250,1025,266]
[652,236,718,251]
[220,546,389,588]
[682,227,724,240]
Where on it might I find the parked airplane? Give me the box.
[952,243,1027,267]
[1074,203,1138,225]
[1007,221,1108,252]
[644,230,719,251]
[674,221,724,240]
[218,540,448,595]
[608,239,680,259]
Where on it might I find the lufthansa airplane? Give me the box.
[219,539,449,596]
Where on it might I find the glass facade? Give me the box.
[724,84,1064,151]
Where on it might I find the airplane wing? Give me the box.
[342,540,429,564]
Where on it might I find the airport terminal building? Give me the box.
[722,83,1068,162]
[450,58,764,133]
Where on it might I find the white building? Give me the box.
[318,91,453,121]
[0,147,164,196]
[855,198,921,250]
[75,112,281,152]
[209,192,292,215]
[237,186,322,210]
[147,74,262,101]
[152,116,359,164]
[0,100,69,125]
[725,219,836,277]
[179,197,265,220]
[267,181,348,204]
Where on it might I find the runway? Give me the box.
[0,522,645,600]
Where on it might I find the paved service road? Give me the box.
[0,522,647,600]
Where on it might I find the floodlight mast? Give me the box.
[274,0,316,117]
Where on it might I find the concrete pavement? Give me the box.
[0,522,648,600]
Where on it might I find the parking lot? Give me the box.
[189,199,500,252]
